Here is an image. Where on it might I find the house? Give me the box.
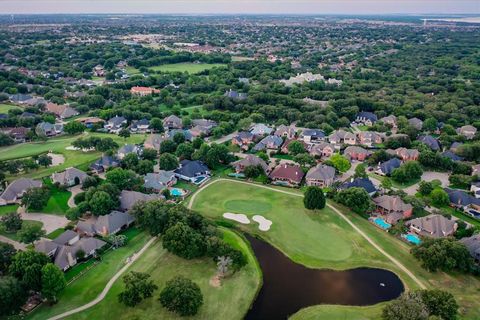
[300,129,326,144]
[119,191,163,212]
[406,214,457,238]
[1,127,30,142]
[250,123,274,136]
[93,64,105,77]
[192,119,217,129]
[269,164,304,187]
[310,142,335,158]
[190,125,212,138]
[445,188,480,211]
[53,230,80,246]
[253,135,283,151]
[305,164,336,187]
[357,131,383,147]
[45,102,79,119]
[281,138,307,154]
[391,148,419,161]
[373,195,413,224]
[328,130,356,146]
[224,89,247,100]
[441,151,463,162]
[9,93,33,104]
[0,178,42,206]
[473,164,480,177]
[20,111,37,119]
[51,167,88,187]
[450,142,463,153]
[77,210,135,236]
[376,158,402,176]
[380,115,397,128]
[274,125,296,139]
[76,117,104,128]
[471,182,480,199]
[340,178,377,196]
[418,135,440,151]
[104,116,127,134]
[163,115,183,130]
[90,155,120,173]
[408,117,423,130]
[343,146,371,161]
[174,160,210,183]
[36,122,63,136]
[232,131,255,150]
[117,144,141,160]
[460,234,480,263]
[456,125,477,140]
[355,112,378,126]
[130,86,160,96]
[166,129,193,142]
[129,119,150,133]
[144,171,177,192]
[232,155,269,174]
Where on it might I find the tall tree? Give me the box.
[41,263,66,303]
[303,186,326,210]
[118,271,158,307]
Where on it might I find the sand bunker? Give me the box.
[47,153,65,166]
[252,215,272,231]
[223,212,250,224]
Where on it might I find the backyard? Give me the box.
[0,103,21,113]
[149,63,226,74]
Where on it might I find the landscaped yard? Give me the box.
[0,103,21,113]
[0,204,19,216]
[291,304,385,320]
[0,220,43,242]
[149,63,226,74]
[46,227,66,239]
[35,229,261,320]
[38,178,71,215]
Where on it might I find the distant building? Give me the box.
[269,164,304,187]
[163,115,183,130]
[224,89,247,100]
[174,160,210,184]
[130,86,160,96]
[0,178,42,206]
[456,125,477,140]
[232,155,269,174]
[305,164,336,187]
[51,167,88,187]
[340,178,377,196]
[104,116,127,134]
[376,158,402,176]
[355,112,378,126]
[373,195,413,224]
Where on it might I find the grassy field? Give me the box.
[45,229,261,320]
[149,63,226,74]
[0,204,19,216]
[0,220,43,242]
[28,231,151,320]
[37,178,71,215]
[0,103,21,113]
[291,304,385,320]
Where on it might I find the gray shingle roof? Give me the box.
[0,178,42,202]
[306,164,335,181]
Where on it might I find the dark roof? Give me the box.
[445,188,480,207]
[174,160,209,178]
[441,151,463,162]
[357,112,378,122]
[379,158,402,175]
[340,178,377,194]
[418,135,440,151]
[53,230,78,245]
[302,129,326,138]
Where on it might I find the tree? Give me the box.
[419,289,458,320]
[303,186,326,210]
[160,140,177,154]
[142,148,158,161]
[287,140,305,155]
[381,177,393,190]
[109,234,127,248]
[176,143,194,160]
[37,154,53,168]
[392,161,423,183]
[66,207,81,221]
[64,121,85,135]
[121,153,139,170]
[0,276,26,316]
[82,176,99,189]
[1,212,22,232]
[244,165,264,179]
[159,276,203,316]
[18,223,45,244]
[118,271,158,307]
[423,117,438,132]
[173,132,186,144]
[118,128,131,140]
[105,168,143,191]
[430,188,449,207]
[159,153,179,171]
[88,190,117,216]
[0,133,14,147]
[9,251,49,291]
[136,159,154,175]
[334,187,373,215]
[418,181,434,196]
[328,153,351,173]
[41,263,66,303]
[382,292,429,320]
[149,117,164,133]
[353,163,368,179]
[21,187,50,210]
[162,222,206,259]
[0,242,16,275]
[217,256,233,277]
[294,153,316,167]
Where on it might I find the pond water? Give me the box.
[245,234,404,320]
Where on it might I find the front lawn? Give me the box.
[59,229,261,320]
[0,204,19,216]
[0,103,21,113]
[0,220,43,242]
[38,179,71,215]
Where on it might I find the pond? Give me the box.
[245,234,404,320]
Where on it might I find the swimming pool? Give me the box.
[373,218,392,230]
[403,234,421,245]
[170,188,186,197]
[194,176,208,185]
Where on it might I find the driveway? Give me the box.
[68,185,83,208]
[207,131,238,145]
[18,209,69,234]
[403,171,450,196]
[0,235,26,250]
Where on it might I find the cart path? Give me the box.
[47,237,156,320]
[189,178,426,290]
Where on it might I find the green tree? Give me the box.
[21,187,50,210]
[430,188,449,207]
[41,263,66,303]
[328,153,351,173]
[287,140,305,155]
[392,161,423,183]
[64,121,85,135]
[0,276,26,316]
[149,117,164,133]
[382,292,429,320]
[37,154,53,168]
[163,222,206,259]
[9,251,49,291]
[160,140,177,154]
[142,148,158,161]
[176,143,194,160]
[105,168,143,191]
[159,153,179,171]
[88,190,117,216]
[136,160,154,175]
[303,186,326,210]
[418,181,434,196]
[159,276,203,316]
[118,128,131,140]
[419,289,458,320]
[0,242,16,275]
[18,223,45,244]
[173,132,186,144]
[121,153,139,170]
[118,271,158,307]
[1,212,22,232]
[335,187,373,215]
[353,163,368,179]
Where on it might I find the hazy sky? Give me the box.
[1,0,479,15]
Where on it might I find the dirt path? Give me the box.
[189,178,426,289]
[47,237,156,320]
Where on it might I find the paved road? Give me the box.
[207,131,238,145]
[48,237,156,320]
[403,171,449,196]
[18,210,69,234]
[67,185,83,208]
[189,178,426,290]
[0,235,26,250]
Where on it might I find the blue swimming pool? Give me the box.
[194,176,208,185]
[170,188,184,197]
[373,218,392,230]
[403,234,421,245]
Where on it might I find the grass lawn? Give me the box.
[0,204,19,216]
[125,66,140,75]
[46,228,66,239]
[369,173,419,189]
[0,220,43,242]
[149,63,226,74]
[61,229,261,320]
[0,103,21,113]
[38,178,71,215]
[28,231,151,320]
[291,303,385,320]
[272,154,294,160]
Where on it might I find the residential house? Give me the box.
[357,131,383,147]
[473,164,480,177]
[343,146,371,161]
[274,124,296,139]
[77,210,136,236]
[130,86,160,96]
[119,191,163,211]
[406,214,457,238]
[76,117,103,128]
[166,129,193,142]
[45,102,79,119]
[445,188,480,211]
[174,160,210,183]
[340,178,377,196]
[144,171,177,192]
[380,115,397,128]
[130,119,150,133]
[408,117,423,130]
[253,135,283,151]
[390,148,419,161]
[104,116,127,134]
[9,93,33,104]
[192,119,217,129]
[93,64,105,77]
[163,115,183,130]
[51,167,88,187]
[36,122,63,137]
[53,230,80,246]
[232,155,269,174]
[471,182,480,199]
[460,234,480,263]
[309,142,335,158]
[144,134,166,151]
[450,142,463,153]
[373,195,413,224]
[250,123,274,136]
[117,144,141,160]
[328,130,356,146]
[269,164,304,187]
[90,155,120,173]
[1,127,30,143]
[190,125,212,138]
[232,131,255,150]
[19,111,36,119]
[355,112,378,126]
[224,89,247,100]
[441,151,463,162]
[418,135,440,151]
[0,178,42,206]
[456,125,477,140]
[305,164,336,187]
[300,129,326,144]
[376,158,402,176]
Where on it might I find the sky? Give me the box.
[0,0,479,15]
